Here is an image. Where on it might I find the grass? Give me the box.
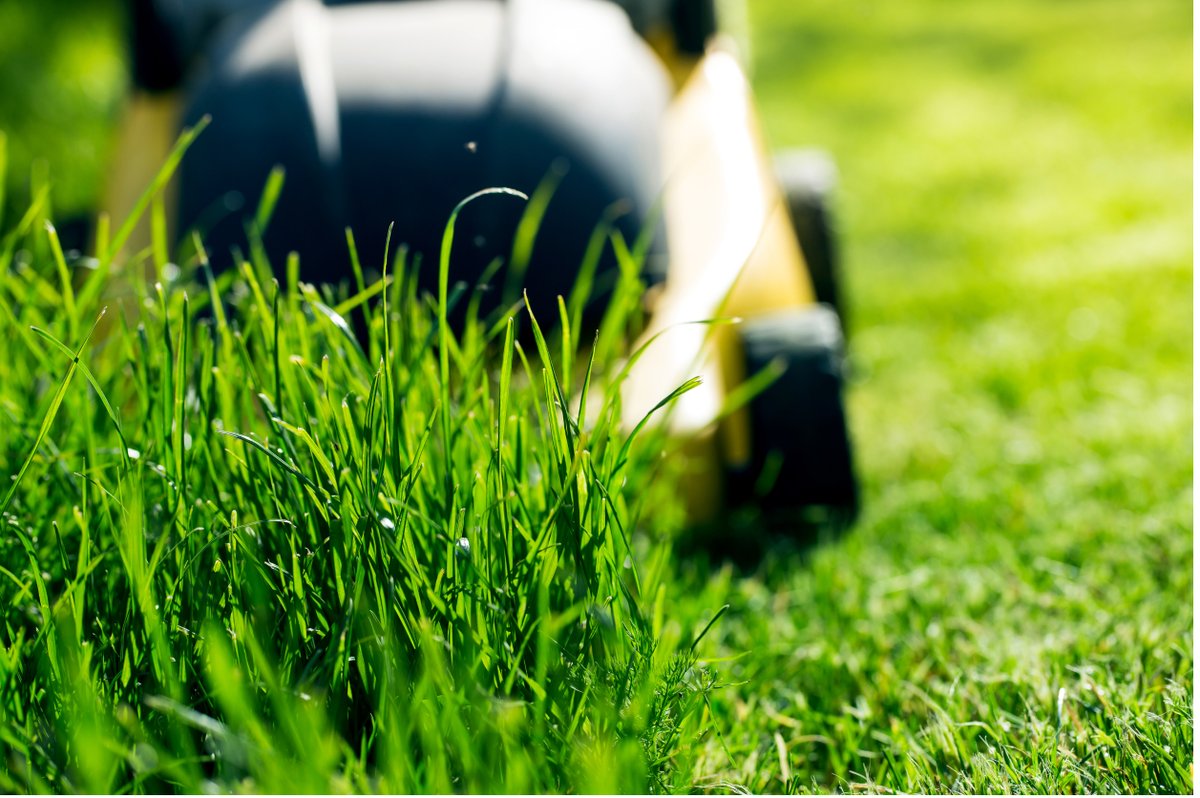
[0,0,1193,793]
[0,0,121,220]
[0,135,728,791]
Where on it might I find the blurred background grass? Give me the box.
[745,0,1191,567]
[0,0,1192,791]
[0,0,122,216]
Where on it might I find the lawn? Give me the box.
[0,0,1192,793]
[694,1,1192,791]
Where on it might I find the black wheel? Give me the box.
[775,149,846,327]
[669,0,718,55]
[726,304,858,528]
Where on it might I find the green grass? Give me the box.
[0,0,1193,793]
[689,0,1192,791]
[0,0,121,221]
[0,136,727,791]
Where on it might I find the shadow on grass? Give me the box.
[674,505,857,573]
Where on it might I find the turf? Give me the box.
[0,0,1193,793]
[690,0,1192,791]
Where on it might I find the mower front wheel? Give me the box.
[726,304,858,531]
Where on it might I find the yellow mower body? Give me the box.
[623,38,838,523]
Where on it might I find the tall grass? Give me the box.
[0,131,722,792]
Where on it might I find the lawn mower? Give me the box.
[103,0,858,530]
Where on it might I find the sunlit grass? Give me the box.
[0,133,729,791]
[674,0,1192,791]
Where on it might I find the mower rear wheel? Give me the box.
[775,149,845,325]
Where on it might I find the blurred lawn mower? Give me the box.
[104,0,857,532]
